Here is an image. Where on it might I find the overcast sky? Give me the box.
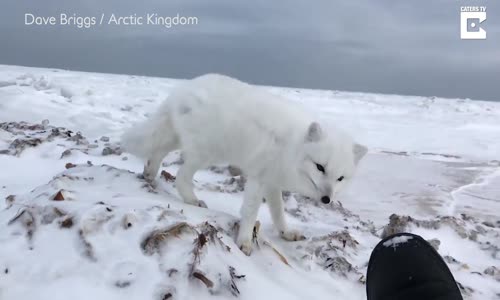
[0,0,498,101]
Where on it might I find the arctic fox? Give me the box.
[121,74,367,255]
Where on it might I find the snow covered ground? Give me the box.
[0,64,499,300]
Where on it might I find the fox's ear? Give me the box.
[305,122,322,143]
[353,143,368,164]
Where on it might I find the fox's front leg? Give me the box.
[237,179,263,256]
[143,157,162,182]
[141,152,165,188]
[266,187,306,241]
[175,156,207,207]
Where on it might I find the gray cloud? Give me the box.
[0,0,498,101]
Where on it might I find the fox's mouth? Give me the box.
[300,169,318,191]
[308,176,318,190]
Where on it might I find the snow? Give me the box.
[0,64,499,300]
[382,235,413,248]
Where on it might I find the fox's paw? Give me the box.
[280,229,306,242]
[149,181,158,189]
[138,174,157,188]
[238,239,253,256]
[145,175,157,185]
[184,199,208,208]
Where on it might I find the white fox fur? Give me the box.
[121,74,367,255]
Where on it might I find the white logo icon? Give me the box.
[461,7,487,40]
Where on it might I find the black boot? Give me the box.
[366,233,463,300]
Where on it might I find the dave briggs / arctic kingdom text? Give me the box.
[24,13,199,29]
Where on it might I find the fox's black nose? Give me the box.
[321,196,330,204]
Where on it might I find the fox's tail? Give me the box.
[120,105,178,162]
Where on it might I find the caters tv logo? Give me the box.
[460,6,487,40]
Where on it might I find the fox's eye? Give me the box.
[316,163,325,173]
[337,176,344,182]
